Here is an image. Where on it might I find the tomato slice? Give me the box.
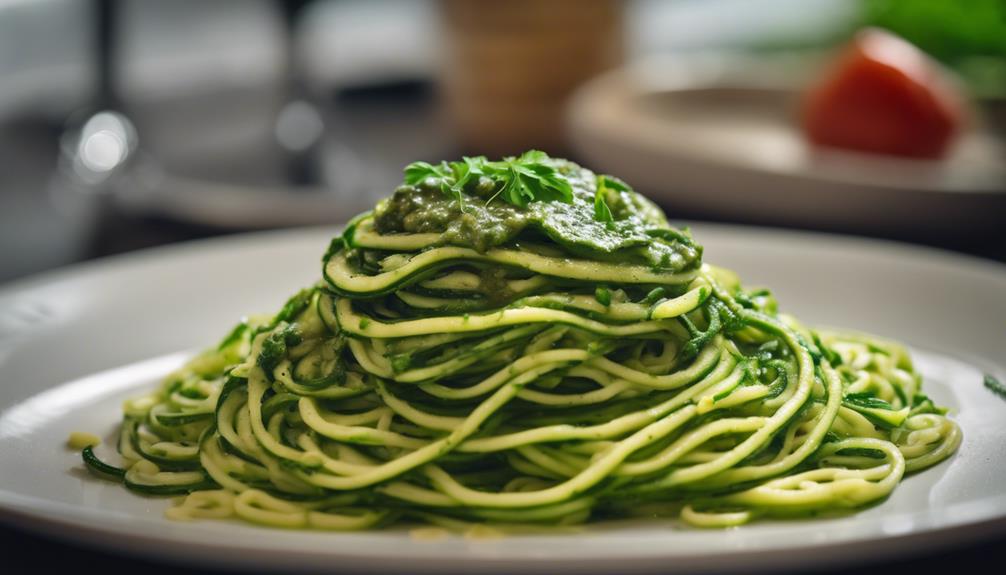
[802,28,967,159]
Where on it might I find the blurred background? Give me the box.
[1,0,1005,284]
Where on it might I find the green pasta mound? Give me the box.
[83,152,961,530]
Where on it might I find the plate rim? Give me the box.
[2,491,1005,574]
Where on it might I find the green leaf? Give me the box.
[519,149,549,163]
[594,176,615,223]
[499,172,526,206]
[441,156,487,209]
[599,174,631,193]
[451,156,488,192]
[403,161,450,186]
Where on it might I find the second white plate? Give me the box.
[567,55,1006,237]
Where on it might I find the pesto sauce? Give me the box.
[373,160,702,273]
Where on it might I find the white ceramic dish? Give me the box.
[1,225,1005,574]
[567,55,1006,237]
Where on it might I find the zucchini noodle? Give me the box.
[82,154,960,530]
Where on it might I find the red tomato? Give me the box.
[802,28,967,159]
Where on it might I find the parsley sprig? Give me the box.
[594,175,630,224]
[403,150,573,208]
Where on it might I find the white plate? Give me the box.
[1,225,1005,574]
[566,55,1006,237]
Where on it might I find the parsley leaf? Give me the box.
[594,175,616,223]
[403,161,451,186]
[599,174,631,193]
[402,150,573,208]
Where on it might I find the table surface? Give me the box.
[1,518,1005,575]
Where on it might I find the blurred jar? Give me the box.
[440,0,624,156]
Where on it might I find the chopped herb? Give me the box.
[595,286,612,306]
[984,374,1006,400]
[257,324,301,376]
[390,354,412,373]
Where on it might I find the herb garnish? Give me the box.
[984,374,1006,400]
[594,177,615,223]
[593,175,630,223]
[403,150,573,208]
[594,286,612,306]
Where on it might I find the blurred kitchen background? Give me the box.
[1,0,1004,283]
